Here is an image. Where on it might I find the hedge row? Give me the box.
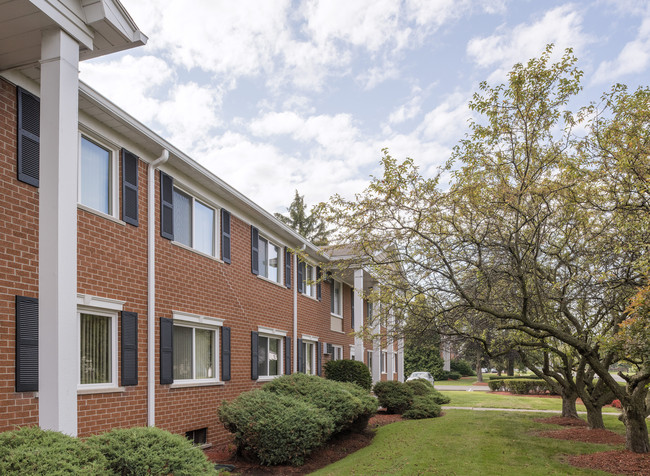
[488,378,551,394]
[324,359,372,391]
[219,373,377,466]
[487,375,540,381]
[0,426,215,475]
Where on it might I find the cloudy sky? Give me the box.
[80,0,649,214]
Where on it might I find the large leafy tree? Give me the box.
[275,190,331,246]
[323,47,650,452]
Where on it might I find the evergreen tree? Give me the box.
[275,190,331,246]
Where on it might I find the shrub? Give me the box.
[488,375,539,380]
[429,389,451,405]
[488,379,504,391]
[447,371,461,380]
[324,359,372,391]
[405,379,434,395]
[0,426,108,475]
[505,379,549,395]
[611,399,622,409]
[450,359,475,376]
[219,390,334,466]
[403,395,442,420]
[373,381,414,414]
[86,426,215,476]
[263,373,376,433]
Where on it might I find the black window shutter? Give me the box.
[297,262,304,294]
[160,317,173,384]
[316,267,322,301]
[121,311,138,386]
[284,336,291,374]
[251,226,259,275]
[221,326,231,381]
[317,342,322,376]
[17,87,40,187]
[351,288,355,329]
[297,338,304,373]
[330,280,335,312]
[284,248,291,288]
[221,209,231,264]
[121,149,139,226]
[251,331,259,380]
[15,296,38,392]
[160,171,174,240]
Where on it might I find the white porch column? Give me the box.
[38,28,79,436]
[353,269,364,363]
[397,337,405,382]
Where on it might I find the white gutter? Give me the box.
[293,252,298,373]
[147,149,169,427]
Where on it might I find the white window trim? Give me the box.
[77,305,119,392]
[258,234,283,284]
[172,311,223,385]
[301,339,317,375]
[331,344,343,361]
[257,331,284,380]
[172,185,220,258]
[381,350,388,374]
[301,334,319,342]
[77,132,119,218]
[331,280,343,318]
[301,263,317,299]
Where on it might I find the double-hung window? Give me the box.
[257,334,282,377]
[381,351,388,374]
[173,187,217,257]
[302,340,316,375]
[331,280,342,316]
[79,135,117,216]
[258,236,280,282]
[172,312,222,384]
[331,345,343,361]
[367,350,373,373]
[302,264,316,298]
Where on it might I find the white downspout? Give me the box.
[293,252,298,373]
[148,149,168,427]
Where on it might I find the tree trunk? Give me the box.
[507,354,514,376]
[622,402,650,453]
[583,401,605,429]
[561,388,579,419]
[476,355,483,383]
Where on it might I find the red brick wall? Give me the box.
[0,79,39,431]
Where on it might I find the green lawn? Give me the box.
[312,410,624,475]
[442,391,620,413]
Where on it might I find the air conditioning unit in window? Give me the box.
[325,343,334,355]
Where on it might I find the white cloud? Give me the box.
[466,5,592,82]
[592,13,650,83]
[388,89,423,125]
[416,92,472,143]
[79,55,173,123]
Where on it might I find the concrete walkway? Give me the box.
[442,406,621,416]
[435,385,491,391]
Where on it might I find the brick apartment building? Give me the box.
[0,0,404,447]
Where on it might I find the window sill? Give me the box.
[257,375,281,382]
[300,293,320,302]
[78,386,125,395]
[331,314,343,319]
[329,329,346,334]
[257,275,285,288]
[171,241,223,263]
[170,380,224,389]
[77,203,125,226]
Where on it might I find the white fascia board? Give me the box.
[31,0,94,49]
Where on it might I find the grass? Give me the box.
[443,391,620,413]
[312,410,624,475]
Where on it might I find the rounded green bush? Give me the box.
[450,359,475,376]
[324,359,372,391]
[403,395,442,420]
[263,373,377,433]
[404,379,434,395]
[219,390,334,466]
[0,426,108,475]
[86,426,215,476]
[373,381,414,414]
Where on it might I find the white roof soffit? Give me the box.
[78,81,324,260]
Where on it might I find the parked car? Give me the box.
[406,371,435,385]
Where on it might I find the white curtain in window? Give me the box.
[173,189,192,247]
[258,336,268,377]
[80,313,111,384]
[195,329,214,379]
[269,337,279,375]
[258,237,268,277]
[173,326,193,380]
[80,138,110,214]
[194,201,214,256]
[333,282,341,315]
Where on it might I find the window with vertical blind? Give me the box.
[78,309,118,388]
[173,325,218,381]
[258,236,280,282]
[79,135,116,216]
